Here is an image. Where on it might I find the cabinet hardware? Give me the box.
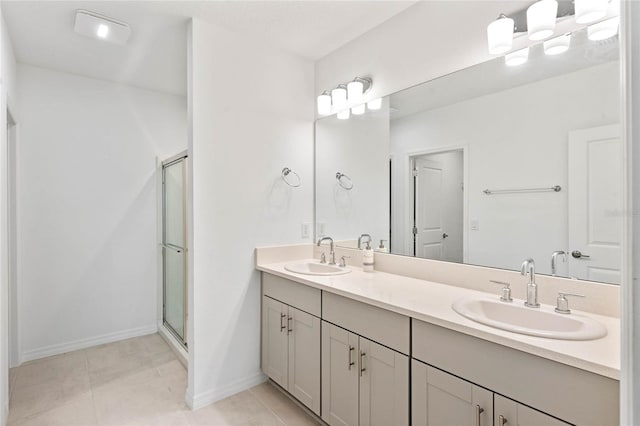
[475,405,484,426]
[498,414,507,425]
[280,313,286,332]
[287,316,293,334]
[348,345,355,370]
[360,351,366,376]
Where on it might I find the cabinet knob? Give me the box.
[498,415,507,426]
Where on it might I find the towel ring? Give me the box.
[281,167,301,187]
[336,172,354,190]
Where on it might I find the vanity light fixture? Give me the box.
[527,0,558,41]
[74,10,131,45]
[487,14,515,54]
[337,109,350,120]
[367,98,382,110]
[505,47,529,66]
[574,0,608,24]
[352,104,366,115]
[317,91,332,115]
[587,16,619,40]
[331,85,348,111]
[544,33,571,55]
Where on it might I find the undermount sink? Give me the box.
[452,297,607,341]
[284,261,351,276]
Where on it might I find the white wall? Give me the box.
[188,19,314,408]
[315,100,390,246]
[15,64,187,361]
[0,8,16,426]
[390,62,619,275]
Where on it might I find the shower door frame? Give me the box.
[162,151,188,349]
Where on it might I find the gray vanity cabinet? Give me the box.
[261,273,322,416]
[321,321,409,426]
[411,359,493,426]
[494,395,570,426]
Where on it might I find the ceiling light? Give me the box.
[588,16,620,41]
[74,10,131,44]
[487,15,514,55]
[317,91,332,115]
[527,0,558,41]
[352,104,366,115]
[544,33,571,55]
[367,98,382,110]
[505,47,529,66]
[337,109,350,120]
[575,0,608,24]
[331,85,348,111]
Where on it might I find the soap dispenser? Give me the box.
[377,240,388,253]
[363,241,375,272]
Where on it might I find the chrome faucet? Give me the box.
[317,237,336,265]
[550,250,567,276]
[357,233,372,249]
[521,258,540,308]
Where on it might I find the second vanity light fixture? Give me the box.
[487,0,619,66]
[317,76,382,119]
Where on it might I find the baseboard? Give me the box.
[186,371,267,410]
[20,324,158,364]
[2,400,8,426]
[157,322,188,368]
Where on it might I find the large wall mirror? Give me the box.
[315,26,621,284]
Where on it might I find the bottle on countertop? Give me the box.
[363,240,375,272]
[377,240,388,253]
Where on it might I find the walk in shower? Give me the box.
[162,152,188,348]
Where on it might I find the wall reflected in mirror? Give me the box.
[315,27,621,284]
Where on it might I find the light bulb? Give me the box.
[487,16,514,55]
[544,33,571,55]
[97,23,109,39]
[505,47,529,66]
[331,86,347,111]
[527,0,558,41]
[575,0,608,24]
[347,80,364,104]
[317,92,332,115]
[352,104,365,115]
[337,109,350,120]
[367,98,382,110]
[588,17,619,41]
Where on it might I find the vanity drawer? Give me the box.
[322,292,410,354]
[412,319,618,426]
[262,273,321,317]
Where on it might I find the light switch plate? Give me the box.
[301,223,311,238]
[471,219,479,230]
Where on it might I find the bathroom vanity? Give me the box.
[256,247,619,426]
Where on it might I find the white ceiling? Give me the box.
[1,1,418,96]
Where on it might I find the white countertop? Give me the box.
[257,259,620,380]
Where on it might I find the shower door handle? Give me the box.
[162,243,185,253]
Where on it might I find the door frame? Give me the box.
[161,150,188,349]
[6,106,20,368]
[403,145,469,262]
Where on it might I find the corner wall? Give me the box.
[0,8,16,425]
[188,18,314,408]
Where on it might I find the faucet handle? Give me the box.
[339,256,351,268]
[489,280,513,302]
[320,252,327,264]
[555,292,585,314]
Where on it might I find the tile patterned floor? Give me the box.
[8,334,319,426]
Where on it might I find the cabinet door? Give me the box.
[412,359,493,426]
[322,321,359,426]
[288,306,321,415]
[261,296,288,389]
[359,337,409,426]
[495,395,571,426]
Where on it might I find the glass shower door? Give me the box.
[162,155,187,347]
